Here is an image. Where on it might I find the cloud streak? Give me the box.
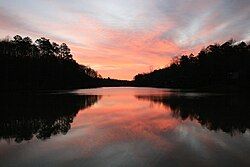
[0,0,249,79]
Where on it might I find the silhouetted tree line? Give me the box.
[136,94,250,136]
[134,39,250,90]
[0,35,101,90]
[0,93,101,143]
[95,77,133,87]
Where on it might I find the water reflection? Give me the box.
[0,93,101,143]
[1,88,250,167]
[136,93,250,136]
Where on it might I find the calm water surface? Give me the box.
[0,87,250,167]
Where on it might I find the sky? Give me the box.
[0,0,249,80]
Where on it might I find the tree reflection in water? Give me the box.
[0,93,101,143]
[136,93,250,136]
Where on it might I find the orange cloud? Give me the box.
[64,17,179,79]
[1,0,249,79]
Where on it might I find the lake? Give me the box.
[0,87,250,167]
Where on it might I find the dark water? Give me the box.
[0,87,250,167]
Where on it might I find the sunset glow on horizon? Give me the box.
[1,0,249,80]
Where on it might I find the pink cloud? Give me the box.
[1,0,249,80]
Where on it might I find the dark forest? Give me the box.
[134,40,250,91]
